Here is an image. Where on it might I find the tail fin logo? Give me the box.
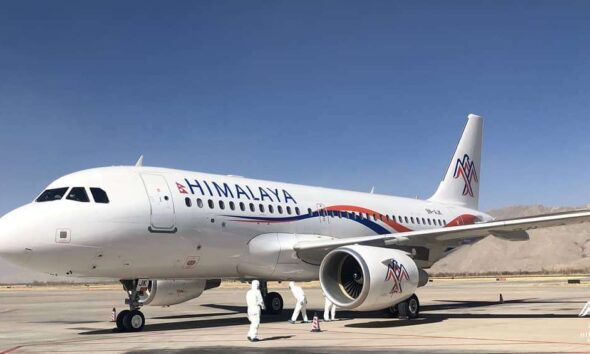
[453,154,478,197]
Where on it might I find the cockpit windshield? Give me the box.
[90,188,109,203]
[36,187,69,202]
[35,186,110,203]
[66,187,90,202]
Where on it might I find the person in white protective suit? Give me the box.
[323,293,337,321]
[288,281,309,324]
[246,280,265,341]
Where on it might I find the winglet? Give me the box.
[135,155,144,167]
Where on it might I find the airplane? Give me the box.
[1,113,589,332]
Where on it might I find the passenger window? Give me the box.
[410,217,415,224]
[229,201,235,210]
[249,203,255,212]
[307,208,312,215]
[404,216,409,223]
[386,215,390,221]
[259,204,265,213]
[422,218,426,224]
[286,206,292,215]
[219,200,225,210]
[277,205,283,214]
[416,218,421,225]
[268,205,274,214]
[67,187,90,202]
[239,202,245,211]
[399,216,403,223]
[185,197,192,207]
[208,199,214,209]
[36,187,69,202]
[197,198,204,208]
[295,207,300,215]
[90,188,109,203]
[427,219,432,225]
[338,211,342,218]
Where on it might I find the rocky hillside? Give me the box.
[430,205,590,274]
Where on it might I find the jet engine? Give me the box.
[319,245,419,311]
[139,279,221,307]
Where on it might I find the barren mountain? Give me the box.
[430,205,590,274]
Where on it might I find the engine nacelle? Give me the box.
[320,245,419,311]
[139,279,221,307]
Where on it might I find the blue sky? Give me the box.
[0,0,589,215]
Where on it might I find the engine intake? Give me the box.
[320,245,419,311]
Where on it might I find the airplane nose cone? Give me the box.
[0,216,13,258]
[0,211,33,266]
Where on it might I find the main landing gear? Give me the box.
[388,294,420,319]
[259,281,284,315]
[116,279,146,332]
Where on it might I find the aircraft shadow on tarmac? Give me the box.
[152,312,232,320]
[346,298,580,329]
[78,298,580,335]
[79,309,295,335]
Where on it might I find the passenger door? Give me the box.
[141,174,176,232]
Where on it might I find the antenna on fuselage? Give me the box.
[135,155,144,167]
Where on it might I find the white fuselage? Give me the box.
[0,166,492,281]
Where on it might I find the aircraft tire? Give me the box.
[116,310,130,331]
[264,292,284,315]
[398,294,420,319]
[123,310,145,332]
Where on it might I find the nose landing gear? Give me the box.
[115,279,146,332]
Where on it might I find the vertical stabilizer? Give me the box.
[429,114,483,210]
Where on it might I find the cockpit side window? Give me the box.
[90,188,109,204]
[66,187,90,202]
[36,187,69,202]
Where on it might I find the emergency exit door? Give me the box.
[141,174,176,232]
[317,203,329,223]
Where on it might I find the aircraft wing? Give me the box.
[293,210,590,264]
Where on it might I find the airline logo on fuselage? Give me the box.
[453,154,478,197]
[175,178,297,204]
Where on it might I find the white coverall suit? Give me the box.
[289,282,309,322]
[323,294,337,321]
[246,280,265,340]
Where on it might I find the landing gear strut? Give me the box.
[116,279,146,332]
[259,281,284,315]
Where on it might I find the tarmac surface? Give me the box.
[2,277,590,353]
